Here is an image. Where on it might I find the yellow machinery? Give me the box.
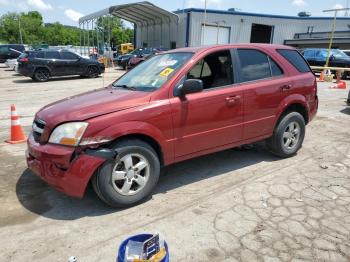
[118,43,134,55]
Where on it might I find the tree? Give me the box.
[0,12,21,43]
[0,11,133,47]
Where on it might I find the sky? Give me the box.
[0,0,350,27]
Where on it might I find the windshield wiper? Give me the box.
[113,84,137,90]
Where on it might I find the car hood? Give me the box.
[36,86,151,127]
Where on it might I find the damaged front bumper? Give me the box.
[26,133,116,198]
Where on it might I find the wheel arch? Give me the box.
[86,64,100,73]
[34,66,52,76]
[275,94,310,128]
[109,133,165,167]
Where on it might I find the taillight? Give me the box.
[19,57,29,62]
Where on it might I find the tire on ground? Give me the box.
[87,66,99,78]
[33,68,50,82]
[92,139,160,207]
[266,112,305,158]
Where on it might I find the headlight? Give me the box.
[49,122,88,146]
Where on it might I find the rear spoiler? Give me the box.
[9,48,23,54]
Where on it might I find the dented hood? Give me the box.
[36,86,151,126]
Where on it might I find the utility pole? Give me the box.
[346,0,349,16]
[202,0,207,45]
[323,7,350,67]
[18,15,23,44]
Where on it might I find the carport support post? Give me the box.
[87,20,90,56]
[79,22,82,55]
[95,18,98,51]
[83,22,86,56]
[108,15,111,52]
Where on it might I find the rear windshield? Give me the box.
[278,49,311,73]
[18,52,28,58]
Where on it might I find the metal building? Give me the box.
[79,2,350,51]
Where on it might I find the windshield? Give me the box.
[331,49,349,58]
[112,52,193,91]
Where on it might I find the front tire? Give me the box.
[92,139,160,207]
[33,68,50,82]
[87,66,99,78]
[266,112,305,158]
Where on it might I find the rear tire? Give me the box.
[33,68,50,82]
[92,139,160,207]
[266,112,305,158]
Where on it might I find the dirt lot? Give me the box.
[0,65,350,262]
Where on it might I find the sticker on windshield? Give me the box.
[158,60,178,67]
[159,68,174,77]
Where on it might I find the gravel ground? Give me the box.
[0,64,349,262]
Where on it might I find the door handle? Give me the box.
[280,84,292,91]
[225,95,241,106]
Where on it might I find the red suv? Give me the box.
[26,44,318,207]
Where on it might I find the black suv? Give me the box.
[302,48,350,78]
[17,49,105,82]
[0,44,25,63]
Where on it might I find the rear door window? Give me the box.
[278,49,311,73]
[60,52,78,60]
[236,49,283,82]
[269,58,283,76]
[35,52,45,59]
[45,51,60,59]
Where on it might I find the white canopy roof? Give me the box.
[79,1,179,27]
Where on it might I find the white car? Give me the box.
[5,58,18,71]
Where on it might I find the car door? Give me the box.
[0,45,10,62]
[170,49,244,158]
[314,50,327,66]
[234,48,291,140]
[45,51,65,76]
[60,51,82,75]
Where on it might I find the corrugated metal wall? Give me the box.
[186,11,350,47]
[135,16,186,49]
[135,10,350,49]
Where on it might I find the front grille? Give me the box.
[32,118,46,143]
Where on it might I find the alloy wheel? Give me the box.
[111,153,150,196]
[282,121,301,150]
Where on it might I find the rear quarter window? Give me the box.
[278,49,311,73]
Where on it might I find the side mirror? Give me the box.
[174,79,203,97]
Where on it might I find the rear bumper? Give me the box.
[309,95,318,122]
[26,133,106,198]
[18,66,34,77]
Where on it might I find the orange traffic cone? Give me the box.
[5,104,27,144]
[318,70,325,82]
[329,80,347,90]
